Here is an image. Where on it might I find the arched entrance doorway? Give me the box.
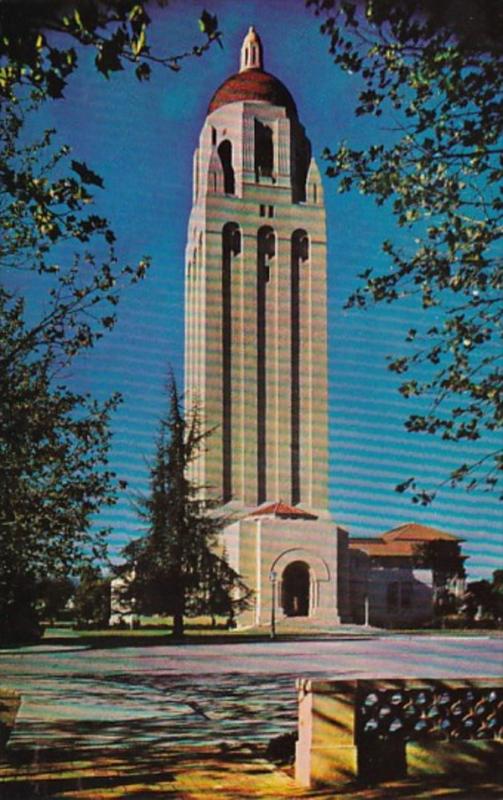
[282,561,310,617]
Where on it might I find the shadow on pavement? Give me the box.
[0,708,284,799]
[1,714,501,799]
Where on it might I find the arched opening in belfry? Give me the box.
[222,222,241,502]
[255,120,274,179]
[292,134,311,203]
[256,225,275,504]
[291,230,309,505]
[218,140,235,195]
[282,561,310,617]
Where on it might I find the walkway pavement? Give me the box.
[0,636,501,798]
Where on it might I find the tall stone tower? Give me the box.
[185,28,349,625]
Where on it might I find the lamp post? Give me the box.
[269,569,277,641]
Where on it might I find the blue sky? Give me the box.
[23,0,502,579]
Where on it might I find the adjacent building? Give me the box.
[349,523,467,628]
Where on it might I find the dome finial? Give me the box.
[240,26,263,72]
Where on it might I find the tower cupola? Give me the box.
[240,26,263,71]
[208,26,297,118]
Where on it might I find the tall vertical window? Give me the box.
[222,223,241,503]
[255,120,273,179]
[218,140,235,195]
[291,230,309,505]
[257,225,275,503]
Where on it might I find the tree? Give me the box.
[1,1,221,358]
[0,101,144,643]
[491,569,503,622]
[119,376,249,639]
[413,539,466,615]
[463,570,503,623]
[308,0,503,503]
[1,2,221,378]
[0,4,222,642]
[0,2,222,101]
[73,564,111,628]
[192,548,253,628]
[0,286,122,642]
[37,575,75,624]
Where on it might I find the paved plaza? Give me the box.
[0,635,502,798]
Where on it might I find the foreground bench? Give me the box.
[295,678,502,788]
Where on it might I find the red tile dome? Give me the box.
[208,68,298,119]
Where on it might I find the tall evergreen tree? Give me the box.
[192,547,253,628]
[120,375,250,639]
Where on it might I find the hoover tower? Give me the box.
[185,28,348,625]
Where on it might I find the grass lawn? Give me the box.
[37,620,503,650]
[40,620,276,648]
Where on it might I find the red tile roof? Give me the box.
[349,540,418,557]
[208,69,298,118]
[381,522,462,543]
[249,501,318,520]
[349,523,463,558]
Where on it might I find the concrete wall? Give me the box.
[295,678,503,789]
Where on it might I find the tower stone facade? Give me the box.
[185,28,349,626]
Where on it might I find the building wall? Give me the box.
[348,550,434,627]
[348,548,370,625]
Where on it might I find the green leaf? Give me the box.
[71,160,104,188]
[199,10,218,37]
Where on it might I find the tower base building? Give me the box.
[223,502,350,627]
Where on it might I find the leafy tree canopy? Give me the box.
[464,569,503,621]
[36,575,75,623]
[73,564,111,628]
[0,1,221,100]
[413,539,466,580]
[0,279,121,642]
[190,547,253,628]
[308,0,502,503]
[1,103,149,359]
[0,104,138,641]
[0,2,222,642]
